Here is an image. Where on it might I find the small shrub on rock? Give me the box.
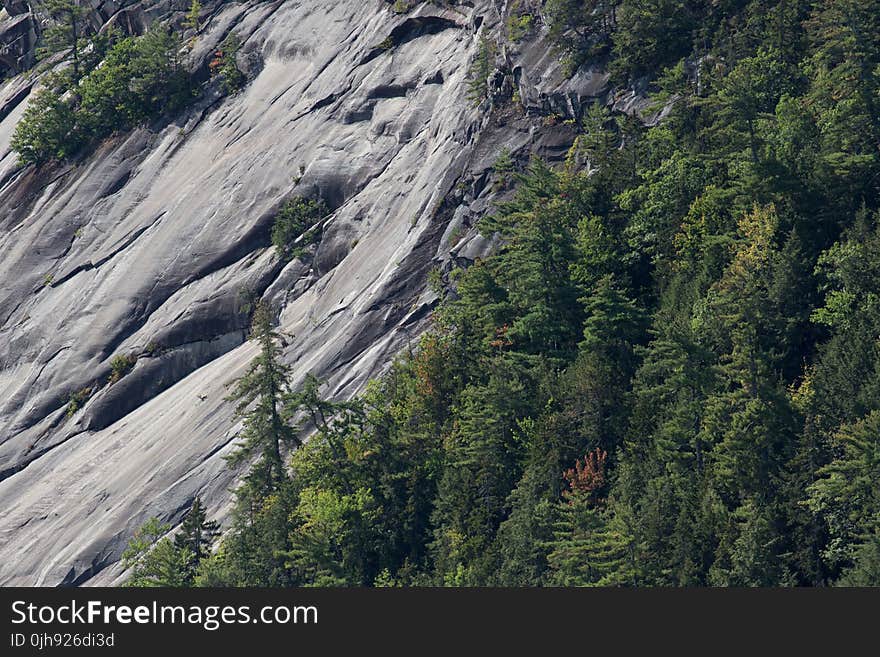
[271,197,328,261]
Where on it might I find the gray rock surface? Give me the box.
[0,9,37,77]
[0,0,639,586]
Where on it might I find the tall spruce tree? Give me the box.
[38,0,89,81]
[173,497,219,582]
[547,449,637,586]
[225,302,298,493]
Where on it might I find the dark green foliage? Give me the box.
[807,411,880,584]
[467,34,496,105]
[37,0,90,80]
[13,27,194,165]
[173,497,219,582]
[491,147,515,191]
[611,0,696,80]
[271,197,328,261]
[837,531,880,586]
[79,28,192,135]
[11,82,81,165]
[133,0,880,587]
[544,0,619,72]
[201,303,302,586]
[225,302,299,489]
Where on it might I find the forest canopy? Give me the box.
[123,0,880,587]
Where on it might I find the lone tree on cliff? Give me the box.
[225,302,299,494]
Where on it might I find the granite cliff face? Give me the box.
[0,0,647,585]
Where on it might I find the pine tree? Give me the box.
[217,481,299,586]
[38,0,89,81]
[712,47,796,166]
[699,206,799,500]
[122,518,192,587]
[709,498,793,586]
[206,303,301,585]
[484,160,584,361]
[430,369,533,585]
[173,497,219,582]
[580,274,646,370]
[611,0,694,80]
[184,0,202,33]
[283,486,378,586]
[838,530,880,586]
[804,0,880,207]
[10,84,80,164]
[566,102,617,175]
[630,334,717,474]
[545,0,619,70]
[467,34,496,106]
[285,373,357,473]
[495,462,557,585]
[547,449,637,586]
[225,302,298,493]
[807,411,880,583]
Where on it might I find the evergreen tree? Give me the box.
[611,0,695,80]
[10,83,80,165]
[430,369,534,584]
[467,34,496,105]
[188,2,880,588]
[225,302,298,492]
[216,481,299,586]
[709,498,794,586]
[495,459,557,585]
[173,497,219,582]
[184,0,202,33]
[38,0,89,81]
[207,303,300,586]
[122,518,192,587]
[803,0,880,208]
[838,531,880,586]
[547,449,637,586]
[807,411,880,583]
[544,0,619,70]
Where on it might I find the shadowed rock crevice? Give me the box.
[360,14,461,65]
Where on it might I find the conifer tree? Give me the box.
[467,34,496,105]
[38,0,89,81]
[495,460,557,585]
[547,449,637,586]
[184,0,202,33]
[226,302,298,493]
[709,498,793,586]
[430,371,533,585]
[484,160,583,360]
[545,0,619,70]
[804,0,880,206]
[807,411,880,583]
[188,3,880,587]
[173,497,219,582]
[207,303,301,586]
[122,518,192,587]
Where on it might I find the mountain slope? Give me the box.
[0,0,620,585]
